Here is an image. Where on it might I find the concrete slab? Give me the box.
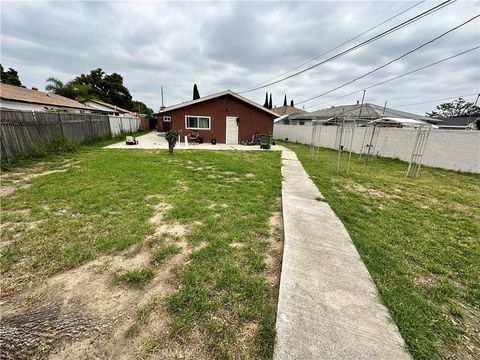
[104,131,283,152]
[275,149,411,360]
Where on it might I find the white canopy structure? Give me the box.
[367,117,439,129]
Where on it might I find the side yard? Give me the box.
[281,141,480,360]
[0,147,282,359]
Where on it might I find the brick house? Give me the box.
[156,90,278,144]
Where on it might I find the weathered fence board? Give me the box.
[0,109,111,162]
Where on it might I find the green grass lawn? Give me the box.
[281,141,480,360]
[1,147,282,359]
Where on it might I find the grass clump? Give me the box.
[151,244,182,265]
[113,268,155,289]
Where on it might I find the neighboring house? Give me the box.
[271,105,306,116]
[81,99,134,116]
[0,83,95,113]
[435,116,480,130]
[367,117,439,129]
[156,90,278,144]
[275,103,441,126]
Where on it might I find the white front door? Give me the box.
[225,116,239,144]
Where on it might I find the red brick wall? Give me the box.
[157,94,275,143]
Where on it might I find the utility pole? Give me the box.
[160,86,165,110]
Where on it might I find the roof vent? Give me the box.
[32,87,38,91]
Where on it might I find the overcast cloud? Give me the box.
[1,0,479,115]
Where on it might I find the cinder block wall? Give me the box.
[273,124,480,173]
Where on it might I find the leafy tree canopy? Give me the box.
[45,68,153,117]
[72,68,133,110]
[1,64,22,86]
[132,100,154,118]
[426,97,480,118]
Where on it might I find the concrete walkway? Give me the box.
[275,149,411,360]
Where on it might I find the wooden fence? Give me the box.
[1,109,111,162]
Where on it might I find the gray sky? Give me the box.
[1,0,479,115]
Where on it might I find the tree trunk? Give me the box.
[168,140,175,154]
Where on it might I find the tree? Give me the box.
[132,100,154,118]
[268,93,272,109]
[193,84,200,100]
[426,97,480,118]
[45,68,153,116]
[72,68,133,110]
[1,64,22,86]
[162,129,182,154]
[290,100,294,107]
[283,95,287,106]
[45,77,96,102]
[263,92,268,108]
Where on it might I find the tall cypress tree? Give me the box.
[290,100,294,107]
[268,93,273,109]
[193,84,200,100]
[283,95,287,106]
[264,92,269,108]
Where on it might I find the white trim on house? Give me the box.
[158,90,279,117]
[185,115,211,130]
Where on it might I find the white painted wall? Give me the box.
[0,99,90,113]
[274,124,480,173]
[109,116,141,135]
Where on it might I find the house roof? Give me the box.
[289,103,441,123]
[0,83,95,110]
[368,117,439,128]
[436,116,480,127]
[158,90,279,117]
[271,105,306,116]
[82,98,132,113]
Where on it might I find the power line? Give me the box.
[296,15,480,105]
[304,46,480,110]
[249,0,426,88]
[238,0,455,93]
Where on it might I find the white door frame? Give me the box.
[225,116,239,144]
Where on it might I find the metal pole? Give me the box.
[336,117,344,175]
[346,119,355,176]
[161,86,165,110]
[357,90,366,122]
[382,101,388,117]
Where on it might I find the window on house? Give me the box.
[163,116,171,122]
[185,116,211,129]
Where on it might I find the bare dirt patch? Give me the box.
[1,161,81,197]
[265,210,284,290]
[0,199,193,359]
[346,181,383,197]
